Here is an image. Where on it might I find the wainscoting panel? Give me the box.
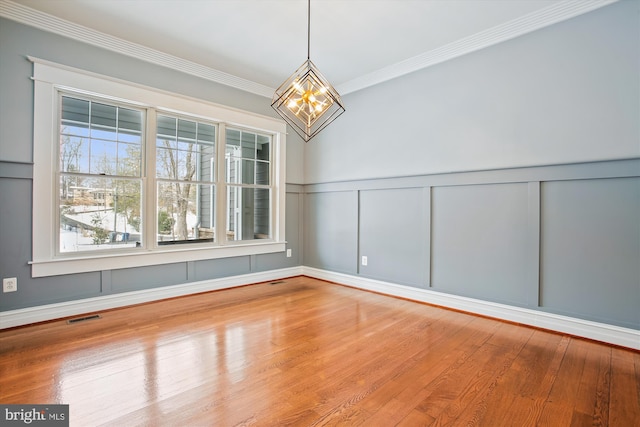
[431,182,531,306]
[193,256,252,282]
[111,262,189,293]
[359,187,429,287]
[540,177,640,329]
[304,191,358,275]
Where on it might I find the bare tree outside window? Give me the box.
[156,115,215,245]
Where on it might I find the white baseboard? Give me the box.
[0,267,303,329]
[2,266,637,350]
[302,267,640,350]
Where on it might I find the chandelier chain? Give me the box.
[307,0,311,60]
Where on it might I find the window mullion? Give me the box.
[216,124,228,245]
[145,109,157,250]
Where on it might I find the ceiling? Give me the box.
[4,0,616,96]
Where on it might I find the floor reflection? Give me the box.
[53,316,277,425]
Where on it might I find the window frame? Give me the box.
[30,57,287,277]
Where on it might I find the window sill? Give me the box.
[30,242,287,277]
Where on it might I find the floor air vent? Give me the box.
[269,280,285,285]
[67,314,101,324]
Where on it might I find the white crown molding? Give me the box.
[0,0,621,95]
[337,0,619,95]
[0,0,275,98]
[302,267,640,350]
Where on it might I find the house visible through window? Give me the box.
[225,128,271,241]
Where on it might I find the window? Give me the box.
[225,129,271,241]
[59,96,144,253]
[31,58,286,277]
[156,115,217,245]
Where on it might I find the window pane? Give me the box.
[178,119,197,142]
[59,176,142,253]
[256,161,269,185]
[117,142,141,176]
[157,182,215,244]
[241,132,256,159]
[60,135,89,173]
[200,144,215,182]
[227,129,241,147]
[226,186,270,241]
[62,97,89,124]
[242,159,255,185]
[91,102,117,127]
[226,130,270,185]
[198,123,216,144]
[254,188,270,238]
[118,107,143,137]
[90,139,117,175]
[61,96,142,178]
[157,115,177,139]
[257,135,270,161]
[156,115,216,182]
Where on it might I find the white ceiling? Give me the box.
[5,0,616,96]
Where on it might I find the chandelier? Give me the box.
[271,0,345,142]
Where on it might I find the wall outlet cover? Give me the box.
[3,277,17,293]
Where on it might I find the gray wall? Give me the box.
[0,17,303,312]
[305,0,639,183]
[303,1,640,330]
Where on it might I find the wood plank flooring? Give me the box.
[1,276,638,426]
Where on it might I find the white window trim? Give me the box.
[30,57,286,277]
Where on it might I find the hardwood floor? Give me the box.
[1,276,638,426]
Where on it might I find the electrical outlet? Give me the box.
[286,249,292,258]
[3,277,17,293]
[361,256,368,266]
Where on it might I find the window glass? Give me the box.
[59,176,142,252]
[226,187,271,241]
[156,115,217,245]
[225,129,272,241]
[59,96,143,253]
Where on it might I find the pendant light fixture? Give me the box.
[271,0,345,142]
